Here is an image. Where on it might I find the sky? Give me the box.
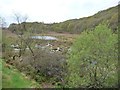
[0,0,118,26]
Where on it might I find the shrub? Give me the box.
[66,23,118,88]
[15,49,66,83]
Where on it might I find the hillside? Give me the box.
[51,5,118,33]
[2,5,118,88]
[9,5,118,34]
[0,59,40,88]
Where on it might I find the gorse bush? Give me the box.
[66,23,118,88]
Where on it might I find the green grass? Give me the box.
[0,59,40,88]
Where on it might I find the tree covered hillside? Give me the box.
[9,5,118,34]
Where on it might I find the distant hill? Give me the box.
[9,5,118,34]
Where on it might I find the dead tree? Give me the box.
[13,13,35,61]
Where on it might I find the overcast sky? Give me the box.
[0,0,118,26]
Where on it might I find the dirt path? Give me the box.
[41,82,55,88]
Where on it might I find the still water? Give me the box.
[31,36,58,40]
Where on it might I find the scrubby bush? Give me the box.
[15,48,66,83]
[66,23,118,88]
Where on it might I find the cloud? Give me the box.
[0,0,118,25]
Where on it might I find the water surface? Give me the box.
[31,36,58,40]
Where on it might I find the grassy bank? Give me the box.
[1,59,40,88]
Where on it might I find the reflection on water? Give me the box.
[31,36,58,40]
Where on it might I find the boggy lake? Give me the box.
[31,36,58,40]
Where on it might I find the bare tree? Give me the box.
[13,13,28,35]
[13,13,35,61]
[0,17,6,29]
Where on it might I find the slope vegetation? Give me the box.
[1,59,40,88]
[9,5,118,34]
